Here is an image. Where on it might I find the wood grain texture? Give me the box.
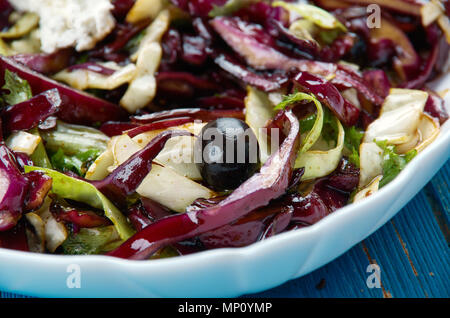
[2,162,449,298]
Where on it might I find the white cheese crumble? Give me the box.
[9,0,116,53]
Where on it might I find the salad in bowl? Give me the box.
[0,0,448,263]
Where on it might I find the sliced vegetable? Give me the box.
[6,131,41,156]
[209,0,256,17]
[293,71,359,126]
[107,109,301,259]
[414,113,440,153]
[40,121,109,156]
[1,69,32,106]
[295,116,344,180]
[274,91,324,153]
[245,86,275,163]
[0,145,29,231]
[272,2,346,31]
[51,202,111,229]
[25,212,46,253]
[137,164,215,212]
[210,16,292,71]
[23,171,52,212]
[29,128,52,169]
[368,17,420,81]
[364,89,428,145]
[50,149,100,177]
[131,9,170,62]
[91,130,194,206]
[0,12,39,39]
[131,108,245,124]
[358,142,383,188]
[99,121,139,137]
[85,148,115,181]
[54,62,137,91]
[126,0,168,23]
[120,43,161,113]
[424,90,448,125]
[0,56,128,126]
[37,198,68,253]
[127,122,205,180]
[23,166,135,240]
[11,49,73,75]
[2,89,61,134]
[213,53,289,92]
[0,38,14,56]
[353,175,382,203]
[274,19,320,57]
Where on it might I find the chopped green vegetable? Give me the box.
[62,226,122,255]
[150,246,181,259]
[272,2,347,32]
[29,127,52,169]
[24,166,136,240]
[375,140,417,188]
[275,91,324,153]
[299,114,317,134]
[209,0,256,17]
[321,108,339,144]
[1,69,33,105]
[50,148,100,177]
[319,29,341,45]
[40,120,109,156]
[344,126,364,167]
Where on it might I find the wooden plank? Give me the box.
[390,192,450,297]
[425,162,450,245]
[244,244,383,298]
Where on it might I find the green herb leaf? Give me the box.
[319,29,341,45]
[51,148,100,177]
[344,126,364,167]
[376,140,417,188]
[321,108,338,144]
[209,0,256,17]
[29,127,52,169]
[1,69,32,105]
[299,114,317,134]
[275,91,324,153]
[62,226,122,255]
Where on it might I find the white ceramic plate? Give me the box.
[0,75,449,298]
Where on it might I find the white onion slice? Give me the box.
[244,86,276,163]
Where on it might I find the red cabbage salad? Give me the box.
[0,0,448,259]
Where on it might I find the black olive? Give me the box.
[195,118,260,191]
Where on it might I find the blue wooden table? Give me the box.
[2,161,449,298]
